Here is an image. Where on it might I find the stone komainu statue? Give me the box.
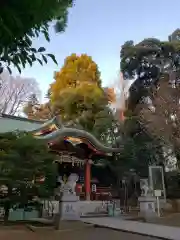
[59,173,79,195]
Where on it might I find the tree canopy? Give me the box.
[121,29,180,79]
[120,29,180,167]
[108,114,165,179]
[0,131,56,220]
[47,53,115,137]
[24,54,118,143]
[120,29,180,109]
[0,131,55,197]
[50,53,102,99]
[0,0,74,73]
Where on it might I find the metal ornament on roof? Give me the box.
[55,153,85,166]
[29,116,122,154]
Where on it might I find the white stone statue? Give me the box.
[141,183,149,196]
[58,173,79,195]
[140,179,152,197]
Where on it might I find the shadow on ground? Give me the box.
[0,223,160,240]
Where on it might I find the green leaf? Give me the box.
[13,63,22,73]
[38,47,46,52]
[30,54,36,62]
[19,57,26,68]
[35,30,39,37]
[46,54,58,65]
[0,0,72,74]
[13,55,20,64]
[25,36,32,46]
[28,30,35,38]
[26,57,33,67]
[0,67,3,74]
[37,58,43,66]
[30,48,37,53]
[7,66,12,74]
[43,30,50,42]
[42,55,47,64]
[54,21,66,33]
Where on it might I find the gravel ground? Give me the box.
[0,226,159,240]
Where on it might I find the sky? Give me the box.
[13,0,180,101]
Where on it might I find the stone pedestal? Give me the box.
[138,196,156,218]
[60,195,80,221]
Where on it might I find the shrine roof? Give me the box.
[49,139,110,160]
[0,114,105,155]
[0,114,121,155]
[1,113,44,123]
[0,113,43,133]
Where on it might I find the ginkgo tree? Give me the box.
[24,53,118,142]
[48,53,115,138]
[50,53,101,98]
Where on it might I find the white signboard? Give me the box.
[92,184,97,192]
[149,166,166,201]
[154,189,161,197]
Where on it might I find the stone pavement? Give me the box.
[81,217,180,240]
[0,227,160,240]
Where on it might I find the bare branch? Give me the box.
[0,70,41,116]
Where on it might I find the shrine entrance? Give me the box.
[54,151,114,201]
[30,116,122,201]
[54,152,89,200]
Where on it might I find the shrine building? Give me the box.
[0,113,121,200]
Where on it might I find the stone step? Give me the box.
[27,220,93,232]
[28,218,54,226]
[81,213,108,218]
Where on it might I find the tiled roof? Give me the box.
[0,113,45,124]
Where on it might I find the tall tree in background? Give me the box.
[120,29,180,167]
[0,0,74,73]
[0,71,40,115]
[107,114,165,183]
[120,29,180,109]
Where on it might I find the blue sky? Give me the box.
[15,0,180,101]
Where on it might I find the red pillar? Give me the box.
[119,109,124,121]
[85,159,91,200]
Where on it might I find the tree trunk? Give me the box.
[4,186,12,222]
[4,201,10,222]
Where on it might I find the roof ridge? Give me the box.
[1,113,46,124]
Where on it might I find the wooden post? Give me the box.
[85,160,91,200]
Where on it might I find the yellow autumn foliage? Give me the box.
[48,53,115,128]
[50,53,102,103]
[24,102,52,120]
[51,83,106,120]
[105,88,116,103]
